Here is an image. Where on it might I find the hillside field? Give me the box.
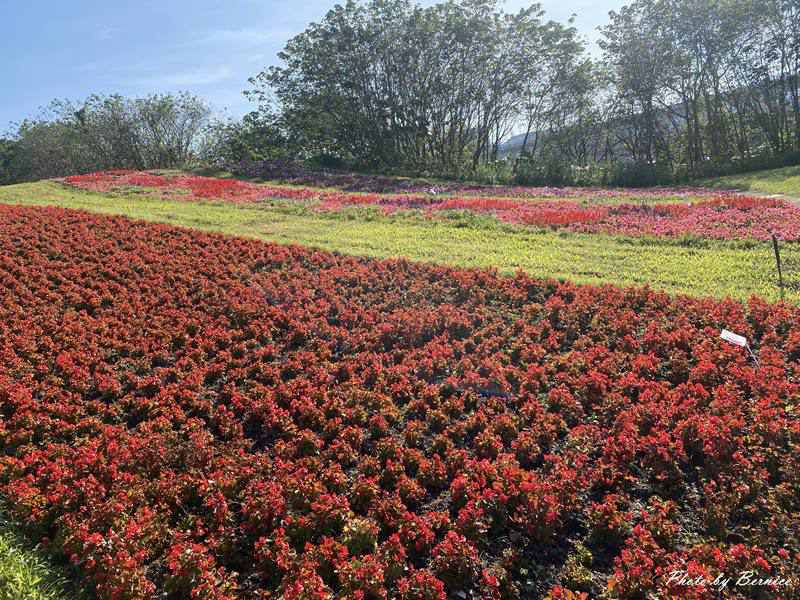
[700,164,800,199]
[0,172,798,599]
[0,173,798,303]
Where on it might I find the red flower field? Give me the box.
[62,170,320,203]
[62,170,800,242]
[1,205,798,599]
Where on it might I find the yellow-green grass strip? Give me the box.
[1,181,797,303]
[0,506,91,600]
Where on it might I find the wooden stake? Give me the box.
[771,233,784,301]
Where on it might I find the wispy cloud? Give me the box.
[194,27,291,46]
[95,26,118,41]
[132,65,234,88]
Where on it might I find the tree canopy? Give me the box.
[2,93,210,183]
[248,0,800,184]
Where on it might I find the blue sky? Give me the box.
[1,0,623,131]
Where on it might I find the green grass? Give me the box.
[0,507,90,600]
[0,181,797,303]
[699,164,800,198]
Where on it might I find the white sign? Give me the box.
[720,329,748,348]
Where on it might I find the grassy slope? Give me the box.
[0,181,796,302]
[700,164,800,198]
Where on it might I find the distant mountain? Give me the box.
[498,131,538,157]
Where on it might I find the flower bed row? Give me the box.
[62,171,800,242]
[226,159,724,200]
[62,170,320,203]
[316,192,800,241]
[62,170,726,203]
[0,205,797,599]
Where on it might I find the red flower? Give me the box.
[0,204,797,599]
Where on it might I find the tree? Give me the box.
[728,0,800,155]
[249,0,591,176]
[597,0,784,178]
[5,93,210,182]
[200,110,289,166]
[600,0,675,166]
[515,18,588,162]
[130,93,211,168]
[0,138,20,185]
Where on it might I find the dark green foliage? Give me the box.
[199,110,288,167]
[251,0,586,177]
[4,93,210,184]
[0,139,20,185]
[241,0,800,187]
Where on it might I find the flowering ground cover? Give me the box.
[0,204,798,599]
[63,170,320,204]
[2,180,797,303]
[226,159,735,201]
[316,194,800,242]
[61,171,800,242]
[64,169,730,205]
[63,169,717,205]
